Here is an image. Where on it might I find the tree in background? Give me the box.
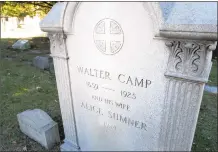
[1,2,56,18]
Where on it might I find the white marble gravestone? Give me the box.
[17,109,60,149]
[40,2,217,151]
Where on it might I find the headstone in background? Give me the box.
[33,56,50,70]
[204,85,218,94]
[12,40,31,50]
[17,109,60,149]
[40,2,217,151]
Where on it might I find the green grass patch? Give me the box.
[0,37,49,50]
[0,59,61,151]
[192,91,217,151]
[207,59,217,86]
[0,37,50,61]
[192,60,217,151]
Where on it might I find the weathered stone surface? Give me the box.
[17,109,60,149]
[160,2,217,25]
[12,40,31,50]
[33,56,50,70]
[40,2,217,151]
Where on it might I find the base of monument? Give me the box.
[60,140,80,151]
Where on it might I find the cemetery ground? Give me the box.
[0,37,217,151]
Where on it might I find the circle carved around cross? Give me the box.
[93,18,124,55]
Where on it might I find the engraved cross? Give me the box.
[94,19,123,54]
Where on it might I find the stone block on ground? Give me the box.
[33,56,51,70]
[17,109,60,149]
[204,85,218,94]
[12,40,31,50]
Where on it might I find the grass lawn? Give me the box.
[0,38,62,151]
[0,38,217,151]
[192,59,217,151]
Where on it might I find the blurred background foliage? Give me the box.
[1,2,56,18]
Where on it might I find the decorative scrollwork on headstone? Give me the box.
[165,40,216,82]
[48,33,68,59]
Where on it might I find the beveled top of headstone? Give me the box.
[160,2,217,25]
[159,2,217,40]
[40,2,217,40]
[40,2,77,33]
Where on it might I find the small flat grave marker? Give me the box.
[17,109,60,149]
[12,40,31,50]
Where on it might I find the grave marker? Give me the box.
[40,2,217,151]
[17,109,60,149]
